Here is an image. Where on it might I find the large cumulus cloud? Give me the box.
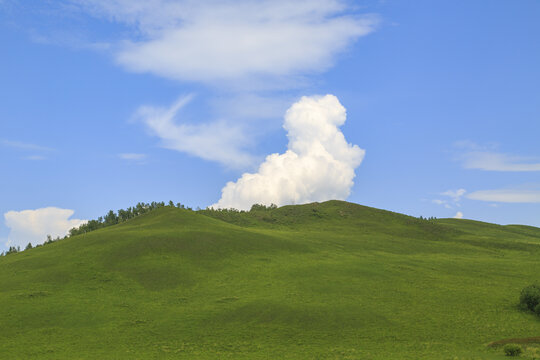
[212,94,364,210]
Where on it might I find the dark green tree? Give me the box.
[44,234,53,245]
[520,284,540,312]
[104,210,118,226]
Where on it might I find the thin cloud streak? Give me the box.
[462,151,540,172]
[118,153,147,160]
[1,139,54,152]
[455,142,540,172]
[467,189,540,203]
[24,155,47,161]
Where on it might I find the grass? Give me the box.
[1,200,540,359]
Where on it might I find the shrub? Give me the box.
[535,303,540,317]
[504,344,522,356]
[520,284,540,312]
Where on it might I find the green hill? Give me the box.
[1,200,540,359]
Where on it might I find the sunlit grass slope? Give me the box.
[1,200,540,359]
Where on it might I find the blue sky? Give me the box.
[1,0,539,249]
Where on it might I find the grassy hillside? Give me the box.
[1,200,540,359]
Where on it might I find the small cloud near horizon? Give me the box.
[3,207,87,248]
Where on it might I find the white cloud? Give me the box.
[134,95,256,168]
[467,189,540,203]
[455,142,540,172]
[441,188,466,202]
[461,151,540,172]
[118,153,147,161]
[1,139,53,152]
[211,94,364,210]
[24,155,47,161]
[433,188,466,209]
[4,207,87,248]
[453,211,463,219]
[70,0,377,85]
[2,139,54,161]
[432,199,451,209]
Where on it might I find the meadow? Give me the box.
[1,200,539,359]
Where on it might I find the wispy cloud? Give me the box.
[441,188,466,202]
[467,188,540,203]
[24,155,47,161]
[2,139,54,161]
[461,151,540,172]
[69,0,378,87]
[455,141,540,172]
[432,199,451,209]
[432,188,466,209]
[118,153,147,161]
[134,95,256,168]
[453,211,464,219]
[1,139,54,152]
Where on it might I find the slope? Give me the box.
[1,201,540,359]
